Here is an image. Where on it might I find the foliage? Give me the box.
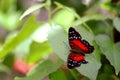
[0,0,120,80]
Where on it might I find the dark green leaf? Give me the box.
[49,69,67,80]
[0,64,10,73]
[95,34,120,74]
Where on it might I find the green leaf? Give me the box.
[13,36,32,58]
[113,17,120,32]
[0,64,11,73]
[15,59,63,80]
[54,2,80,19]
[48,26,68,61]
[95,34,113,58]
[2,54,14,68]
[27,41,52,63]
[97,73,114,80]
[113,42,120,74]
[95,34,120,74]
[0,0,16,12]
[48,26,101,80]
[0,15,40,59]
[49,69,67,80]
[52,8,75,28]
[73,14,105,27]
[0,12,20,31]
[20,3,45,20]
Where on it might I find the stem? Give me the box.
[103,20,114,41]
[69,69,79,80]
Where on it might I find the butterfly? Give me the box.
[67,27,94,69]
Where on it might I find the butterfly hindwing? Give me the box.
[67,53,88,69]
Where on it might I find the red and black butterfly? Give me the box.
[67,27,94,69]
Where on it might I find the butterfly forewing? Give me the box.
[69,27,81,40]
[68,27,94,53]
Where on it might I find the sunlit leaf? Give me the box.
[0,12,20,31]
[52,9,75,28]
[27,41,52,63]
[13,36,32,59]
[0,15,40,59]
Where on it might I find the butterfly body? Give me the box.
[67,27,94,69]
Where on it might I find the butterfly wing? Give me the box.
[67,53,88,69]
[68,27,94,53]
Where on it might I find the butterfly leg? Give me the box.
[81,60,88,64]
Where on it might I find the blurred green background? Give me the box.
[0,0,120,80]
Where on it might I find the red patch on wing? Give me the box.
[68,53,85,61]
[70,39,88,52]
